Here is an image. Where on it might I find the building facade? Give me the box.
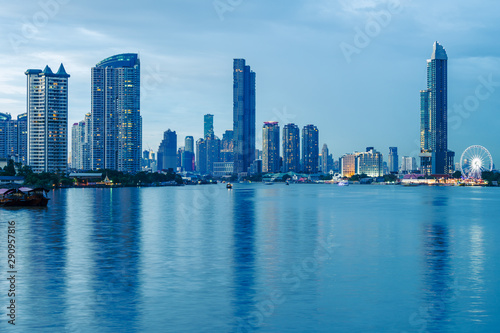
[221,130,234,163]
[233,59,256,174]
[262,122,280,173]
[357,148,383,177]
[204,114,214,138]
[157,129,177,171]
[25,65,69,173]
[401,156,418,173]
[302,124,319,173]
[341,154,357,178]
[419,42,454,175]
[282,123,300,172]
[388,147,398,173]
[91,53,141,172]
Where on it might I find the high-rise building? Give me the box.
[302,124,319,173]
[262,122,280,173]
[419,42,454,175]
[321,144,330,174]
[91,53,141,172]
[205,134,221,175]
[233,59,256,174]
[357,147,383,177]
[401,156,418,173]
[157,129,177,171]
[221,130,234,162]
[25,64,69,173]
[204,114,214,138]
[182,136,195,172]
[341,154,357,178]
[0,113,13,160]
[282,123,300,172]
[196,138,207,175]
[388,147,398,173]
[71,121,84,170]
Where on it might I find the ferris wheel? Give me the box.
[460,145,493,179]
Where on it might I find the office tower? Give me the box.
[71,121,84,170]
[204,114,214,138]
[282,123,300,172]
[182,136,195,172]
[177,147,184,170]
[157,129,177,171]
[420,42,454,175]
[205,134,221,175]
[91,53,141,172]
[196,138,207,174]
[185,136,194,153]
[302,124,319,173]
[221,130,234,162]
[233,59,256,174]
[321,144,330,174]
[357,147,383,177]
[388,147,398,173]
[401,156,418,173]
[1,113,28,165]
[341,154,357,178]
[262,122,280,173]
[25,64,69,173]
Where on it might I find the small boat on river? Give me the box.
[0,186,50,207]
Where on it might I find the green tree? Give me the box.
[452,171,462,179]
[2,159,16,176]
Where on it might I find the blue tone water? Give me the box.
[1,184,500,332]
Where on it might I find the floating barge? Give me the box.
[0,186,50,207]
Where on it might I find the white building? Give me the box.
[25,65,70,173]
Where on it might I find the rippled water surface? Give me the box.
[1,184,500,332]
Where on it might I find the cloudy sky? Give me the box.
[1,0,499,164]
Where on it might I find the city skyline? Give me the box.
[0,1,499,163]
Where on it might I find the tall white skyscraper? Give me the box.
[25,64,70,173]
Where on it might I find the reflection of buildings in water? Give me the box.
[420,194,452,331]
[231,189,257,330]
[89,188,142,329]
[24,190,68,328]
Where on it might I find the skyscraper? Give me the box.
[388,147,398,173]
[233,59,256,174]
[205,134,221,175]
[157,129,177,171]
[204,114,214,138]
[91,53,141,172]
[321,144,330,174]
[302,124,319,173]
[282,123,300,172]
[357,147,383,177]
[262,122,280,173]
[196,138,207,175]
[220,130,234,162]
[420,42,454,175]
[25,64,69,173]
[182,136,195,172]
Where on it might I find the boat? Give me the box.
[0,187,50,207]
[226,183,233,189]
[338,180,349,186]
[264,182,274,185]
[286,181,290,185]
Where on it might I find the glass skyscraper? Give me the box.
[91,53,141,172]
[302,124,319,174]
[157,129,177,171]
[420,42,454,174]
[204,114,214,138]
[388,147,398,173]
[233,59,256,174]
[282,123,300,172]
[25,64,69,173]
[262,122,280,173]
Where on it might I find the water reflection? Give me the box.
[421,192,453,332]
[88,189,142,332]
[231,188,257,332]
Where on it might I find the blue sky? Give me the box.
[1,0,499,165]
